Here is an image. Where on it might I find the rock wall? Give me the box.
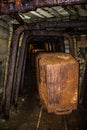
[0,15,12,101]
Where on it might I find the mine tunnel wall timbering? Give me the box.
[0,14,87,118]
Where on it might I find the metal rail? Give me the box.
[63,116,68,130]
[36,105,68,130]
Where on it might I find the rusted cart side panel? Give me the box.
[36,53,79,115]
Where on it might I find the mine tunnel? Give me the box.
[0,0,87,130]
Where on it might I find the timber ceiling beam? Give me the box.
[0,0,87,14]
[28,20,87,30]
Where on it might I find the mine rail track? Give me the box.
[36,106,68,130]
[63,116,68,130]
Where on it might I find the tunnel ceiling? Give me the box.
[17,4,87,24]
[0,0,87,33]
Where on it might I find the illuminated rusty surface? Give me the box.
[0,0,87,14]
[36,53,79,114]
[16,0,22,6]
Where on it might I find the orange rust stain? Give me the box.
[16,0,22,6]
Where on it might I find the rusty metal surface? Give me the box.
[36,53,79,115]
[0,0,87,14]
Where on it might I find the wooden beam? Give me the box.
[0,0,87,14]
